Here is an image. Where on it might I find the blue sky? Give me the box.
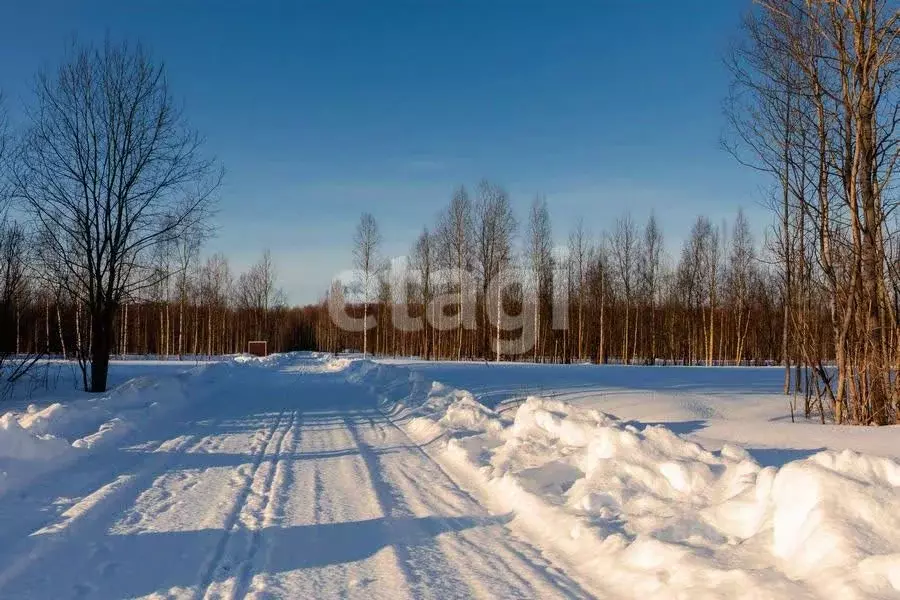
[1,1,769,303]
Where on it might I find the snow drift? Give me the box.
[344,357,900,599]
[0,361,221,497]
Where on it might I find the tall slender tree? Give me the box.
[611,213,638,363]
[473,181,516,361]
[411,227,434,359]
[437,187,474,360]
[640,214,663,364]
[353,213,382,357]
[528,197,554,362]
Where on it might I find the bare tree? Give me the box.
[353,213,382,357]
[611,213,638,362]
[724,4,809,390]
[528,196,554,362]
[375,262,393,356]
[257,249,279,338]
[678,218,715,365]
[199,253,232,356]
[0,94,40,388]
[0,96,43,390]
[692,217,722,366]
[728,0,900,423]
[12,40,219,392]
[0,223,32,386]
[639,214,663,364]
[565,220,588,362]
[728,209,756,364]
[473,180,516,360]
[175,224,210,358]
[410,227,434,359]
[236,249,280,343]
[585,241,611,364]
[437,187,474,360]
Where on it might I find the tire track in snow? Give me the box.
[342,410,476,599]
[313,453,324,525]
[242,410,304,599]
[232,409,300,599]
[360,405,598,599]
[265,411,303,531]
[287,406,412,599]
[193,409,290,600]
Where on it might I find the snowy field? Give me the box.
[381,359,900,464]
[0,354,897,599]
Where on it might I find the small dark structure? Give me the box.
[248,341,268,357]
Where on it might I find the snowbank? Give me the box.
[0,361,221,497]
[344,357,900,599]
[0,413,71,461]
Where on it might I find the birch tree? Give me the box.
[528,197,554,362]
[353,213,381,357]
[640,214,663,364]
[473,181,516,360]
[175,226,207,358]
[410,227,434,359]
[569,219,588,362]
[729,0,899,423]
[728,209,756,364]
[611,213,638,362]
[437,187,474,360]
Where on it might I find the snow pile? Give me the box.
[347,359,900,599]
[486,398,900,598]
[0,362,218,497]
[764,452,900,588]
[0,413,73,497]
[235,351,341,369]
[281,353,353,374]
[0,413,71,461]
[17,402,70,436]
[347,361,504,442]
[16,372,196,448]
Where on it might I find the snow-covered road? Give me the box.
[0,358,591,599]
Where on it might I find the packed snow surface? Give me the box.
[0,353,897,599]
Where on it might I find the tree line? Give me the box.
[0,246,318,362]
[320,186,791,375]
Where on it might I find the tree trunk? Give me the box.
[45,297,51,354]
[90,306,116,393]
[495,274,501,362]
[122,302,129,356]
[599,290,606,364]
[57,302,67,359]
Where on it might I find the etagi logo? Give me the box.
[326,264,572,356]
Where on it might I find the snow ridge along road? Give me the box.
[0,354,594,599]
[354,359,900,599]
